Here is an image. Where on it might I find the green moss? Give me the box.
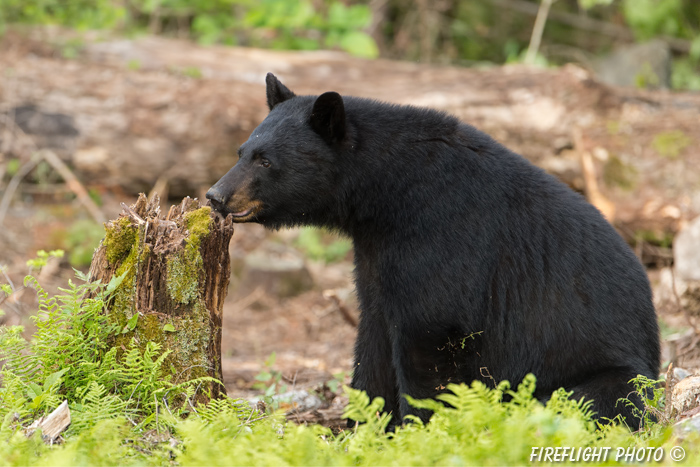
[113,301,212,386]
[603,155,638,191]
[184,207,213,250]
[104,219,152,330]
[652,130,691,159]
[103,217,138,265]
[112,246,138,318]
[167,255,202,304]
[102,218,143,321]
[167,208,212,305]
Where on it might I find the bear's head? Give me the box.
[206,73,347,228]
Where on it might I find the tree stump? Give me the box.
[88,193,234,403]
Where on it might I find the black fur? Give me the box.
[207,75,660,429]
[265,73,296,111]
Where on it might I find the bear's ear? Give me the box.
[310,92,346,144]
[266,73,296,111]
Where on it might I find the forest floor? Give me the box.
[0,189,695,429]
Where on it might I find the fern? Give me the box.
[0,266,254,447]
[2,257,697,466]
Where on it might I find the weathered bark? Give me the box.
[88,193,234,403]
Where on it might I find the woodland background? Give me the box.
[1,1,700,464]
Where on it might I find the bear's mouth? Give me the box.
[232,207,253,218]
[227,202,262,222]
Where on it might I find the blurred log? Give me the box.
[1,30,699,251]
[88,193,234,403]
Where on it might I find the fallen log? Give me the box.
[88,194,234,403]
[1,29,699,251]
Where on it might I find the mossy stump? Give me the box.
[89,193,234,403]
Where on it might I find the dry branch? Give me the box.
[38,149,106,224]
[0,110,105,226]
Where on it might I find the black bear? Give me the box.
[207,73,660,428]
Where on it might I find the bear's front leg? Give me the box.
[349,307,400,428]
[389,326,461,425]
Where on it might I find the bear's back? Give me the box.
[340,98,658,389]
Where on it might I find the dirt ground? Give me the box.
[219,222,358,398]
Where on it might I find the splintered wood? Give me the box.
[89,194,234,403]
[25,400,71,444]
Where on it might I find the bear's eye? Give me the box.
[260,159,271,168]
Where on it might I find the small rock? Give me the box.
[74,146,111,174]
[654,267,686,307]
[593,40,671,89]
[239,241,314,298]
[675,216,700,281]
[671,376,700,418]
[674,367,692,381]
[8,104,79,157]
[675,411,700,438]
[250,389,322,414]
[655,267,700,316]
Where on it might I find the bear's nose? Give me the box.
[205,189,226,212]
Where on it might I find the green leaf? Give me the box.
[578,0,613,9]
[339,31,378,59]
[26,382,43,399]
[126,313,138,331]
[29,393,46,410]
[44,368,69,391]
[48,249,65,258]
[106,269,129,296]
[26,258,48,269]
[1,284,12,296]
[328,2,371,30]
[327,379,339,393]
[163,323,176,332]
[72,268,90,282]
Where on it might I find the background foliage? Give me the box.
[1,0,698,87]
[0,0,379,58]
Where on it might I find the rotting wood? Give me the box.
[88,193,234,403]
[25,400,71,444]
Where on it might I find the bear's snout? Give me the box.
[205,188,227,213]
